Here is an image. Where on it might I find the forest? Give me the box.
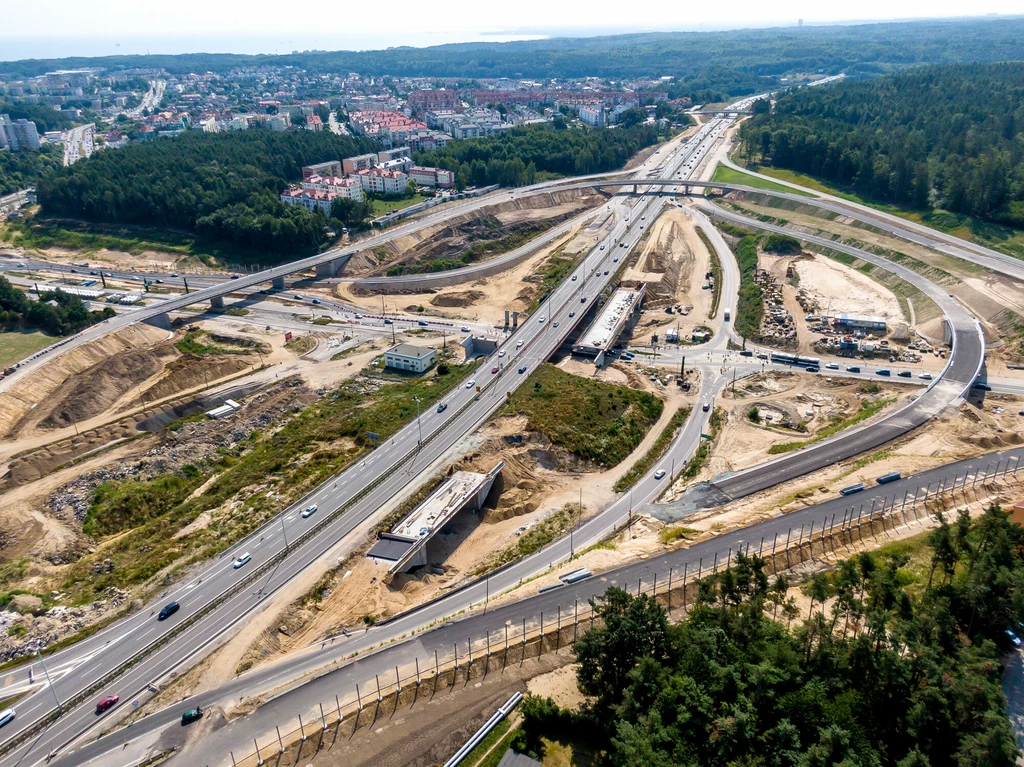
[0,277,115,336]
[414,123,661,189]
[2,17,1022,82]
[36,130,376,255]
[739,62,1024,226]
[0,143,63,197]
[513,505,1024,766]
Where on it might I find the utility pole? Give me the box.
[412,396,423,445]
[680,354,685,381]
[36,650,61,713]
[183,276,190,294]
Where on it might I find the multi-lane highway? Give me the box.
[0,115,733,767]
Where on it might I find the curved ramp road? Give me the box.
[0,118,733,767]
[695,202,984,503]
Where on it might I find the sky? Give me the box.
[1,1,1023,59]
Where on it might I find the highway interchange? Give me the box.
[0,91,1018,766]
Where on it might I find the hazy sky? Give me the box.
[2,0,1023,58]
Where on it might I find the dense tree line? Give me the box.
[741,62,1024,226]
[3,18,1023,83]
[414,123,661,189]
[0,276,115,336]
[0,99,86,134]
[36,130,376,255]
[516,504,1024,766]
[0,143,63,196]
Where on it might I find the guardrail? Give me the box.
[218,454,1024,767]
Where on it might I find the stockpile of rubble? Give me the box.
[756,269,797,344]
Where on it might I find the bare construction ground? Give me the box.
[337,222,600,328]
[341,189,606,278]
[622,207,714,347]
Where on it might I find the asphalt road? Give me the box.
[0,117,732,767]
[162,444,1024,767]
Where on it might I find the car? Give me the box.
[384,318,393,324]
[569,311,575,318]
[301,504,318,518]
[461,326,471,332]
[465,379,476,389]
[1006,629,1023,648]
[553,322,559,328]
[603,270,609,276]
[0,709,14,727]
[613,257,619,263]
[654,469,666,480]
[918,372,933,380]
[973,381,992,391]
[702,402,710,412]
[581,296,587,304]
[572,275,578,281]
[518,365,528,374]
[757,352,769,360]
[181,706,204,725]
[293,294,302,300]
[417,320,429,326]
[96,695,120,714]
[898,370,912,378]
[538,316,545,323]
[171,273,179,278]
[620,243,626,248]
[806,366,820,373]
[825,363,839,370]
[232,552,251,569]
[311,298,321,305]
[847,365,861,373]
[498,350,506,357]
[491,366,499,374]
[876,369,891,376]
[516,340,524,349]
[230,275,239,280]
[354,314,363,319]
[89,270,98,275]
[158,601,180,621]
[436,403,448,413]
[600,244,606,250]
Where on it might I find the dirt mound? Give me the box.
[430,290,484,308]
[33,345,178,431]
[144,354,253,402]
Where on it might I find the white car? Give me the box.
[654,469,666,480]
[465,379,476,389]
[0,709,15,727]
[498,350,506,358]
[918,372,933,380]
[516,340,524,348]
[538,316,545,323]
[301,504,318,519]
[825,363,839,370]
[233,552,252,569]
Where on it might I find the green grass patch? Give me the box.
[504,363,663,467]
[614,407,690,493]
[852,449,893,471]
[0,329,54,369]
[527,242,581,314]
[223,306,249,316]
[660,526,700,545]
[681,408,725,480]
[285,335,317,354]
[733,235,763,342]
[368,193,430,217]
[711,164,814,197]
[478,503,580,572]
[768,397,895,455]
[59,364,474,603]
[464,718,515,767]
[174,330,250,356]
[84,470,205,537]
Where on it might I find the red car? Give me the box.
[96,695,119,714]
[491,366,499,374]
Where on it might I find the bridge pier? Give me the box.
[143,312,171,330]
[272,276,286,291]
[210,295,225,310]
[315,255,350,279]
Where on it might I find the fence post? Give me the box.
[682,562,688,610]
[356,684,363,712]
[667,567,673,610]
[396,665,402,694]
[712,552,718,574]
[573,599,579,643]
[255,738,264,767]
[376,674,383,704]
[320,702,327,731]
[277,726,285,754]
[299,713,307,743]
[556,607,562,653]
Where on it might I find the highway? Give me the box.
[150,445,1024,767]
[0,116,732,767]
[1,93,997,764]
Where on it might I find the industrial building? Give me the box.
[384,343,438,374]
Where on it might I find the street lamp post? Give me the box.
[412,397,423,445]
[36,650,61,713]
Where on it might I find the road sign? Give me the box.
[285,331,293,341]
[700,433,712,440]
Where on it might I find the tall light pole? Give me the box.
[36,650,61,713]
[412,396,423,445]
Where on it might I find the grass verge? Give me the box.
[696,227,722,319]
[680,408,725,481]
[711,164,815,197]
[614,407,690,493]
[477,503,580,572]
[0,329,53,369]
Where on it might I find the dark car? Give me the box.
[158,601,180,621]
[96,695,119,714]
[436,403,447,413]
[518,365,528,374]
[181,706,203,725]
